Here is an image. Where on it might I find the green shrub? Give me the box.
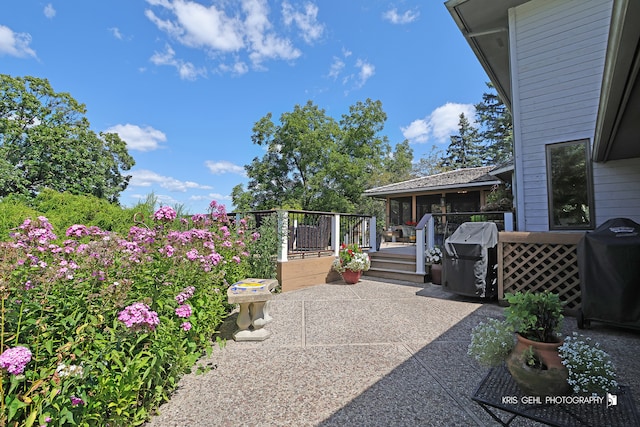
[245,213,279,280]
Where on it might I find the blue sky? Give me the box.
[1,0,489,214]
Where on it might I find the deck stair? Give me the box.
[365,249,427,283]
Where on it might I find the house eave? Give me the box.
[593,0,640,162]
[364,179,503,198]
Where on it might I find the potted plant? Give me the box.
[504,291,572,395]
[426,246,442,285]
[468,291,618,397]
[332,243,370,284]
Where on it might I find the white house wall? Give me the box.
[510,0,613,231]
[593,157,640,225]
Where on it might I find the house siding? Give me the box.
[510,0,613,231]
[593,158,640,225]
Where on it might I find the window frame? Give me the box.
[545,139,595,230]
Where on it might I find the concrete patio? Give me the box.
[146,277,640,427]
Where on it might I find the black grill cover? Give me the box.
[577,218,640,327]
[442,222,498,298]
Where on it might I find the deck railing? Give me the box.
[237,209,376,262]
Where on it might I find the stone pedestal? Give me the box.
[227,278,278,341]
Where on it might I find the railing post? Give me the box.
[332,213,340,257]
[415,227,425,275]
[504,212,514,232]
[427,216,435,249]
[277,210,288,263]
[369,216,377,253]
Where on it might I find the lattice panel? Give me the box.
[500,241,581,312]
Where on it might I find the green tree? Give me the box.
[0,75,135,202]
[242,99,393,213]
[475,82,513,164]
[413,145,451,176]
[380,139,414,184]
[231,183,254,212]
[441,113,483,169]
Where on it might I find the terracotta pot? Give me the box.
[430,264,442,285]
[341,269,362,284]
[506,333,570,396]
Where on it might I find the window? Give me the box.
[546,139,594,230]
[389,197,411,226]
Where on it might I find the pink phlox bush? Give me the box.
[118,302,160,331]
[175,304,192,318]
[175,286,195,304]
[0,346,32,375]
[153,206,177,222]
[66,224,90,237]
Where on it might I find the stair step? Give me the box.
[370,260,416,272]
[364,268,427,283]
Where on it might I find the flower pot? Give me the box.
[506,333,570,396]
[430,264,442,285]
[341,269,362,284]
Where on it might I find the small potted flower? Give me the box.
[559,333,618,396]
[332,243,370,284]
[426,246,442,285]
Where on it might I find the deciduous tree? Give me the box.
[240,99,401,213]
[0,75,135,203]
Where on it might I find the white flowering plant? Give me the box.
[467,318,516,366]
[426,247,442,264]
[559,333,618,396]
[332,243,371,273]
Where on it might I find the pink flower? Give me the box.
[232,256,241,264]
[66,224,90,237]
[0,346,32,375]
[153,206,177,222]
[70,396,85,406]
[186,249,200,261]
[175,304,192,318]
[118,303,160,331]
[175,286,195,304]
[181,322,192,331]
[251,232,260,241]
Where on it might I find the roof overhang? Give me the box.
[446,0,640,163]
[593,0,640,162]
[445,0,529,110]
[364,179,502,198]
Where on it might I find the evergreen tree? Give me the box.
[440,113,483,169]
[475,82,513,164]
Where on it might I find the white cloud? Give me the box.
[219,60,249,75]
[243,0,300,66]
[190,193,231,202]
[150,44,207,80]
[129,169,213,192]
[104,123,167,152]
[382,8,419,24]
[44,4,56,19]
[145,0,310,72]
[205,160,246,176]
[355,59,375,88]
[282,1,324,44]
[109,27,124,40]
[402,102,476,144]
[328,57,344,79]
[0,25,36,58]
[328,49,373,90]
